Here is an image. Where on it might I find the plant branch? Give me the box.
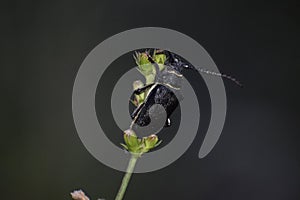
[115,154,138,200]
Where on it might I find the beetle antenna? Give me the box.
[163,50,243,87]
[195,67,243,87]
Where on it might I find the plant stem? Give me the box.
[115,154,138,200]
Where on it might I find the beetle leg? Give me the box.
[133,83,155,95]
[165,118,171,127]
[130,102,145,119]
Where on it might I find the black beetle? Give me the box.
[130,49,241,132]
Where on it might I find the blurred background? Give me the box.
[1,0,300,199]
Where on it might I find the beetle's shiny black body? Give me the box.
[130,50,191,128]
[131,83,179,127]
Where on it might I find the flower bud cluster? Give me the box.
[121,129,161,155]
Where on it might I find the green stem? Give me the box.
[115,155,138,200]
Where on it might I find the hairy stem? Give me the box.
[115,155,138,200]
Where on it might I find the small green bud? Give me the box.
[138,63,155,77]
[139,53,150,65]
[144,73,156,85]
[123,129,141,153]
[143,134,159,152]
[135,53,156,82]
[153,50,166,71]
[124,129,138,146]
[133,80,144,90]
[122,130,161,154]
[132,80,146,106]
[153,53,167,64]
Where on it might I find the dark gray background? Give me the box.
[1,0,300,199]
